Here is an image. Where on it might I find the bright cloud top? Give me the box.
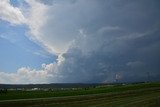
[0,0,160,84]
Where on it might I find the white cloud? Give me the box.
[24,0,72,54]
[24,0,55,53]
[0,63,57,84]
[0,0,26,25]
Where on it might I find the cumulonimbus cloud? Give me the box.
[0,0,160,84]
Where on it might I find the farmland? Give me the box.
[0,82,160,107]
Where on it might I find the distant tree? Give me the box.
[48,88,52,91]
[4,89,8,94]
[0,89,8,94]
[0,89,2,94]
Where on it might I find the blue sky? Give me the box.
[0,17,55,73]
[0,0,160,84]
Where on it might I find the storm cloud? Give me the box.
[48,0,160,83]
[0,0,160,83]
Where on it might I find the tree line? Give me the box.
[0,89,8,94]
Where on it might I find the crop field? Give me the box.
[0,82,160,107]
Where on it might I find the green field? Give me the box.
[0,82,160,107]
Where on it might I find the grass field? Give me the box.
[0,82,160,107]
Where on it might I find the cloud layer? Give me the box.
[0,0,160,84]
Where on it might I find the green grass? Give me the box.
[0,82,160,107]
[0,82,160,100]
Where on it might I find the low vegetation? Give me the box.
[0,82,160,107]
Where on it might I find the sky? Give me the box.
[0,0,160,84]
